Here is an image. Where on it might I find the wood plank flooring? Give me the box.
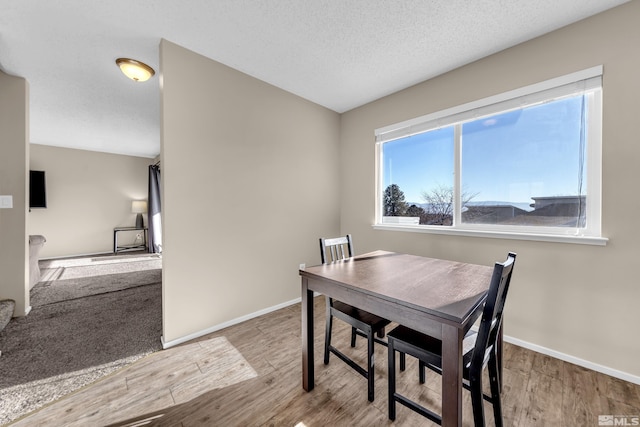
[12,296,640,426]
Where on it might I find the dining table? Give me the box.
[299,250,495,427]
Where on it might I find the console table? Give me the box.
[113,227,148,253]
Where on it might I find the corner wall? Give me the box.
[160,40,340,343]
[0,71,29,316]
[28,144,151,258]
[339,1,640,379]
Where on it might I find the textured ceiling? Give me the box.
[0,0,629,158]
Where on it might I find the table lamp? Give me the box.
[132,200,147,229]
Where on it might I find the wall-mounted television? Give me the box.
[29,170,47,209]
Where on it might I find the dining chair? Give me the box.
[387,252,516,426]
[320,234,391,402]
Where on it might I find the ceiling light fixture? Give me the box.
[115,58,155,82]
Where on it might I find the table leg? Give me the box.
[113,230,117,254]
[301,277,314,391]
[441,324,463,427]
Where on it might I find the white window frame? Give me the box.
[374,66,607,246]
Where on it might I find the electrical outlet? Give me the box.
[299,263,306,270]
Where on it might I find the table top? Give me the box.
[300,250,493,324]
[114,226,147,231]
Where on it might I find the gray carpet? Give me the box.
[32,254,162,306]
[0,253,162,425]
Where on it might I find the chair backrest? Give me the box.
[470,252,517,373]
[319,234,353,264]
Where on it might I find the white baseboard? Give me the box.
[504,335,640,385]
[160,297,640,386]
[161,297,302,349]
[40,251,113,261]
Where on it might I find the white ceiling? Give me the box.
[0,0,629,159]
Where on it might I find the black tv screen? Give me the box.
[29,170,47,208]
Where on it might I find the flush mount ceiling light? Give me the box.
[115,58,155,82]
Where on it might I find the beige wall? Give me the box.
[29,144,151,258]
[160,40,340,343]
[340,1,640,378]
[0,71,29,316]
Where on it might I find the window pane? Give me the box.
[381,127,454,225]
[460,95,587,228]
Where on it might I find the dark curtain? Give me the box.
[148,164,162,253]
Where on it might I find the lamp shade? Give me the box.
[132,200,147,213]
[116,58,155,82]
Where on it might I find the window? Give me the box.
[375,67,605,244]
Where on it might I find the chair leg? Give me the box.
[388,340,396,420]
[497,323,504,393]
[470,371,486,427]
[400,351,406,371]
[324,309,333,365]
[351,326,357,347]
[488,356,504,427]
[367,327,375,402]
[419,360,426,384]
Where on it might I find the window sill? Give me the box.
[372,224,608,246]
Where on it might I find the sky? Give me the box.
[381,95,587,205]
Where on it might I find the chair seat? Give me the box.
[388,325,478,374]
[332,301,391,331]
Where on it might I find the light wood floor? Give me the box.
[13,296,640,426]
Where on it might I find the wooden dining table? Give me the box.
[299,250,494,427]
